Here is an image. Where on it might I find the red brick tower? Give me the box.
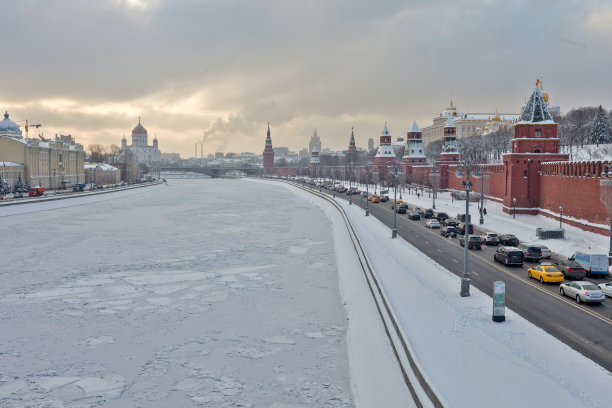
[263,123,274,174]
[502,85,569,214]
[438,117,460,189]
[373,123,396,182]
[347,127,357,164]
[402,121,426,182]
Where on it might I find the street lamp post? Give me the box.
[559,205,563,229]
[513,197,517,219]
[365,170,370,216]
[349,162,353,205]
[456,164,474,297]
[392,166,398,238]
[430,167,439,210]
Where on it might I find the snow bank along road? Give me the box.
[308,182,612,373]
[274,179,610,407]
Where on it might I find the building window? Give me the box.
[535,129,541,137]
[523,170,527,178]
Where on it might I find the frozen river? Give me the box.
[0,178,354,407]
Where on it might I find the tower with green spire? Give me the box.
[263,123,274,174]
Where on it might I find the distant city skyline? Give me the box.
[1,0,611,157]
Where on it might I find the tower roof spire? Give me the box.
[519,86,553,124]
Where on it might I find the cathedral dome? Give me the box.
[132,119,148,135]
[0,111,21,135]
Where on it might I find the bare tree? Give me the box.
[87,144,106,163]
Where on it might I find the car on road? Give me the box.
[527,264,564,283]
[371,196,380,203]
[425,219,441,228]
[457,222,474,235]
[423,209,435,219]
[444,218,459,227]
[434,211,449,222]
[413,207,425,216]
[494,246,524,266]
[380,195,389,202]
[569,252,609,277]
[498,234,519,246]
[460,235,482,249]
[14,192,24,198]
[480,232,500,246]
[397,203,408,214]
[553,260,587,280]
[598,282,612,297]
[559,281,605,304]
[534,244,552,259]
[517,243,543,262]
[441,225,457,237]
[409,210,421,220]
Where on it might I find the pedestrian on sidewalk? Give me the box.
[483,207,487,216]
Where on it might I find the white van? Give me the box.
[569,252,609,277]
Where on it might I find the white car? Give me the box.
[425,219,441,228]
[560,281,605,304]
[535,244,552,259]
[598,282,612,297]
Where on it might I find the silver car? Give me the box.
[560,281,605,304]
[536,245,552,259]
[480,232,500,245]
[598,282,612,298]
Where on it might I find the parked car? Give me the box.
[569,252,609,277]
[371,196,380,203]
[409,210,421,220]
[553,260,588,280]
[480,232,500,246]
[560,281,605,304]
[425,219,441,228]
[457,222,474,235]
[498,234,519,246]
[380,195,389,202]
[534,245,552,259]
[527,264,564,283]
[494,246,524,266]
[434,211,449,222]
[397,203,408,214]
[460,235,482,249]
[423,209,435,219]
[441,225,457,237]
[598,282,612,297]
[517,243,543,262]
[14,192,24,198]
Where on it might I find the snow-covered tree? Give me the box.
[0,178,9,195]
[15,174,28,193]
[591,105,610,146]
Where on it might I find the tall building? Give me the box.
[438,117,460,189]
[421,100,519,145]
[120,118,161,166]
[263,123,274,174]
[402,121,427,182]
[368,138,374,151]
[309,129,322,154]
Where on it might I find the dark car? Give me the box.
[444,219,459,227]
[441,225,457,237]
[409,210,421,220]
[460,235,482,249]
[424,208,435,219]
[434,211,449,222]
[553,260,588,280]
[457,222,474,235]
[14,192,24,198]
[380,195,389,202]
[499,234,519,246]
[517,243,543,262]
[494,246,524,266]
[397,203,408,214]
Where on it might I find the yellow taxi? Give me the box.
[527,264,564,283]
[371,196,380,203]
[395,199,404,204]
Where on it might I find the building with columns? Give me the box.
[0,111,85,190]
[263,123,274,174]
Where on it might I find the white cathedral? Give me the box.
[121,118,161,165]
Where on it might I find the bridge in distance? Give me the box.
[160,167,262,178]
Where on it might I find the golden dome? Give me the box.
[542,92,549,103]
[492,115,500,122]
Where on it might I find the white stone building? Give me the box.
[121,119,161,166]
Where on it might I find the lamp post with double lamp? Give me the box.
[392,165,398,238]
[471,165,486,224]
[513,197,517,219]
[365,169,370,216]
[599,170,612,257]
[559,205,563,229]
[349,161,353,205]
[429,166,439,210]
[455,163,475,297]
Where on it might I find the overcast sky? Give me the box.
[1,0,611,157]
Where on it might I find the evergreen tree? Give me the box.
[592,105,610,146]
[0,178,9,195]
[15,174,27,193]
